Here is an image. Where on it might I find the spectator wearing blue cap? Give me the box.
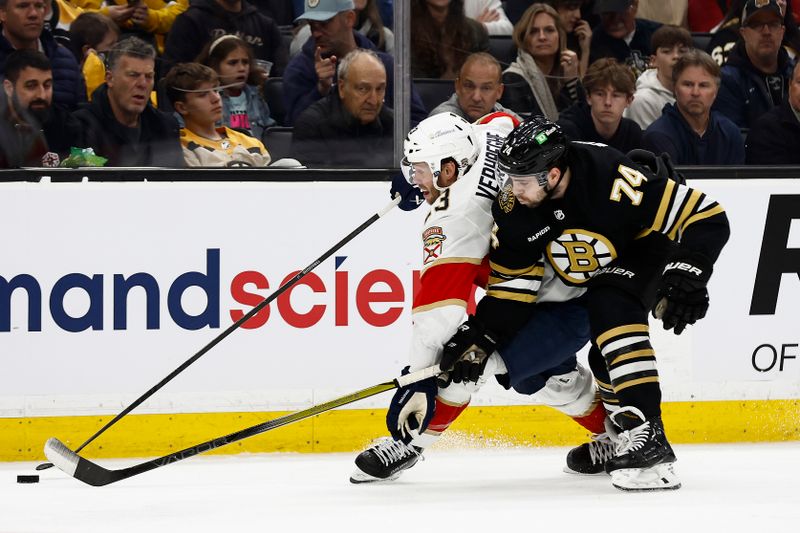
[283,0,427,125]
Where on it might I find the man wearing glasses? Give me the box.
[713,0,795,129]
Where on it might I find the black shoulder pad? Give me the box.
[626,149,686,185]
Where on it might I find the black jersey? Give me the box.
[476,142,730,339]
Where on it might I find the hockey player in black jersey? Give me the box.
[440,116,730,491]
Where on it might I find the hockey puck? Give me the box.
[16,475,40,484]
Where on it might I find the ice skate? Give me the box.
[350,437,423,484]
[605,407,681,491]
[564,432,616,475]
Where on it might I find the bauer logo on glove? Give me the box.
[653,251,713,335]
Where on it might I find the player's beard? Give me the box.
[12,93,51,126]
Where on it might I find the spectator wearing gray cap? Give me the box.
[589,0,662,79]
[283,0,427,125]
[713,0,795,129]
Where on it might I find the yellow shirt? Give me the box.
[180,127,272,167]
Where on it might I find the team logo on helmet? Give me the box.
[534,132,549,144]
[546,229,617,284]
[423,226,447,264]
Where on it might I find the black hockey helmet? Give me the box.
[497,115,568,177]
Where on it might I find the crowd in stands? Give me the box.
[1,0,799,169]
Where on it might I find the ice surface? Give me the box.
[2,442,798,533]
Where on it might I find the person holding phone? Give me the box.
[549,0,593,77]
[500,3,582,120]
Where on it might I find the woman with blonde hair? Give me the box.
[500,2,581,119]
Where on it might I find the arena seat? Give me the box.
[264,77,287,126]
[262,127,294,161]
[413,78,454,114]
[488,36,517,67]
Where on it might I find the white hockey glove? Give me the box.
[386,367,437,443]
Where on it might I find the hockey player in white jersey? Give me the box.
[350,112,606,483]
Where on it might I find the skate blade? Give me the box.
[563,465,608,476]
[349,468,402,484]
[611,462,681,492]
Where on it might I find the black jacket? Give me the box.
[643,103,744,165]
[557,101,644,154]
[72,84,184,167]
[283,30,426,126]
[745,100,800,164]
[0,27,86,110]
[589,18,661,78]
[291,92,394,168]
[43,104,82,159]
[713,41,794,129]
[163,0,287,76]
[0,99,48,168]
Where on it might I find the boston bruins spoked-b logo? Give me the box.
[546,229,617,284]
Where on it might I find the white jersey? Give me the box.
[409,113,517,370]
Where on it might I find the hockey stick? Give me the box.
[44,364,440,487]
[36,194,402,472]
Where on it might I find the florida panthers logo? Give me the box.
[423,226,447,264]
[546,229,617,284]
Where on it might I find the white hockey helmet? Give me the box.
[402,112,480,191]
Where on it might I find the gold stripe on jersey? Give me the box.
[598,324,659,395]
[487,264,544,286]
[484,289,537,303]
[595,377,612,390]
[615,376,659,392]
[667,189,702,240]
[486,261,543,303]
[422,256,484,274]
[638,180,727,245]
[596,379,619,411]
[610,348,655,366]
[638,178,677,238]
[596,324,649,348]
[412,298,468,314]
[490,262,544,277]
[680,204,726,234]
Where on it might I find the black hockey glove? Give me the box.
[438,317,499,386]
[387,366,438,444]
[390,173,425,211]
[653,251,713,335]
